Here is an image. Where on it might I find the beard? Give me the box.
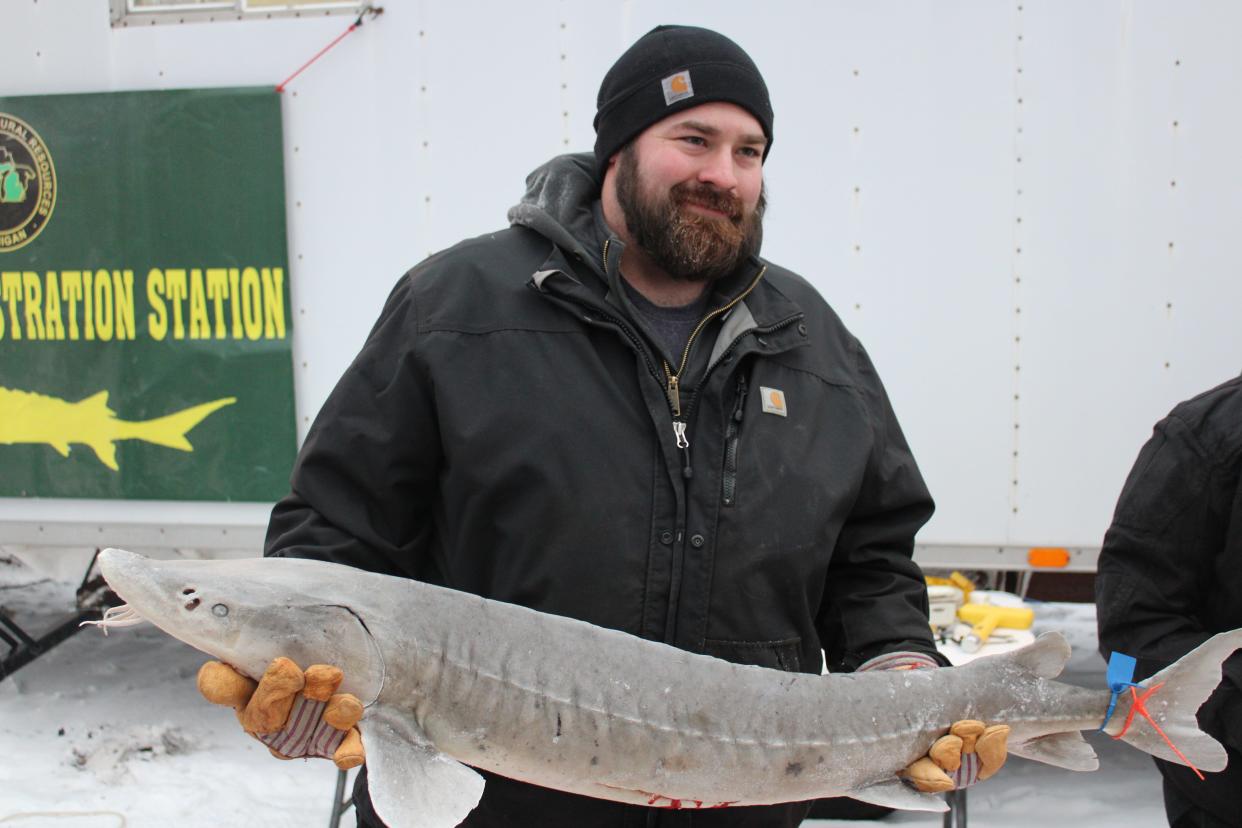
[614,145,765,283]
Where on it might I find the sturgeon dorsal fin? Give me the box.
[1006,631,1071,679]
[360,703,485,828]
[79,390,112,411]
[848,778,948,812]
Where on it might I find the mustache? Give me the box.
[671,183,743,223]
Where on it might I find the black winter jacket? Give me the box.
[1096,374,1242,822]
[266,154,941,827]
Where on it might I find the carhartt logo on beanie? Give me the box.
[593,25,774,174]
[661,71,694,105]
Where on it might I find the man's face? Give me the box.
[613,102,767,283]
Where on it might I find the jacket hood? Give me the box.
[507,152,776,320]
[508,153,606,277]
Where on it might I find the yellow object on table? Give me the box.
[958,602,1034,653]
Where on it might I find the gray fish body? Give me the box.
[396,580,1104,806]
[93,549,1241,826]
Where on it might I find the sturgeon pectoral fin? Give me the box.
[848,778,949,812]
[1009,731,1098,771]
[361,704,485,828]
[89,441,119,472]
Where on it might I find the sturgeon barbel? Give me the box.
[92,548,1240,828]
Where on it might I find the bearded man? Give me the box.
[202,25,1007,827]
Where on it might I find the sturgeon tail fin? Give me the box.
[1114,629,1242,773]
[124,397,237,451]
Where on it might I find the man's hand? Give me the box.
[198,657,365,770]
[902,719,1010,792]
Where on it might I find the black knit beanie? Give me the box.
[593,25,773,174]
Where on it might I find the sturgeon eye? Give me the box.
[212,604,229,618]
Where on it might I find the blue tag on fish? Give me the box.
[1106,651,1137,692]
[1099,651,1138,731]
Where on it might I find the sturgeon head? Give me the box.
[95,547,386,705]
[94,548,488,828]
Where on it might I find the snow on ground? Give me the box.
[0,555,1168,827]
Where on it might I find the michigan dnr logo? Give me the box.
[0,113,57,253]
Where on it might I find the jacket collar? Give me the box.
[514,152,804,342]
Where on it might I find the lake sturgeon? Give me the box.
[90,548,1242,827]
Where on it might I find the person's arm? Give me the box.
[1096,413,1242,749]
[809,344,1014,791]
[816,340,944,673]
[265,272,443,582]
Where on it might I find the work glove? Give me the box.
[862,655,1010,792]
[197,657,365,769]
[902,718,1010,792]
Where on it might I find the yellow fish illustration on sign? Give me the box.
[0,386,236,472]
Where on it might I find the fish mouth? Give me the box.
[93,548,183,637]
[97,547,165,616]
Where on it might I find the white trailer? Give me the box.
[3,1,1240,577]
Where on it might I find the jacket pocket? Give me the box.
[721,374,749,507]
[704,637,802,672]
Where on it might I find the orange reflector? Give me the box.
[1028,547,1070,568]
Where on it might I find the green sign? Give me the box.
[0,88,295,501]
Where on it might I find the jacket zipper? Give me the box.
[604,238,767,475]
[661,263,767,421]
[721,374,749,507]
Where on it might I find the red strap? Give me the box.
[1112,683,1204,780]
[275,8,382,93]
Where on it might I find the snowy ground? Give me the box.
[0,555,1168,828]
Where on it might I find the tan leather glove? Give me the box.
[902,719,1010,792]
[198,657,365,770]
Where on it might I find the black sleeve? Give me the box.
[1096,413,1242,749]
[264,274,443,582]
[817,341,945,672]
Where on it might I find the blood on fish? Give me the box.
[637,791,733,809]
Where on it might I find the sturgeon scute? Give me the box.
[91,548,1242,827]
